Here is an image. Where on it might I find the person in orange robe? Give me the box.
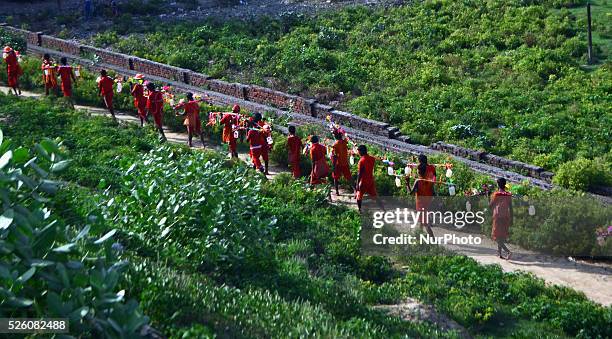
[56,57,76,98]
[356,145,383,212]
[489,177,513,259]
[146,82,166,141]
[331,131,353,195]
[130,74,148,126]
[174,92,205,147]
[254,114,271,175]
[3,46,22,96]
[247,119,265,173]
[309,135,329,186]
[41,54,58,96]
[97,69,116,120]
[286,125,302,179]
[220,104,240,158]
[410,163,436,237]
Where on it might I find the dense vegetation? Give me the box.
[86,0,611,173]
[1,85,610,337]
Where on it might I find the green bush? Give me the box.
[553,157,611,191]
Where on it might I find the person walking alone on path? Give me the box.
[409,163,436,237]
[490,177,513,260]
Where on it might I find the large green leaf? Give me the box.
[53,243,76,253]
[0,150,13,170]
[50,160,72,173]
[16,267,36,283]
[0,209,14,230]
[94,229,117,245]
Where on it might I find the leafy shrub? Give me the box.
[0,129,149,337]
[101,147,277,277]
[553,157,611,191]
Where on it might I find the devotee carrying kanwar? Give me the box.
[2,45,22,96]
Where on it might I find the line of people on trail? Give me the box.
[4,48,513,258]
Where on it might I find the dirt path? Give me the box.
[2,86,610,308]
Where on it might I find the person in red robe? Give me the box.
[220,104,239,158]
[309,135,329,186]
[418,154,436,182]
[254,114,271,175]
[146,82,166,142]
[41,54,58,96]
[489,177,513,259]
[174,92,205,147]
[56,57,76,99]
[130,74,148,126]
[410,163,436,237]
[247,119,265,173]
[356,145,383,212]
[3,46,22,96]
[96,69,116,120]
[331,131,353,195]
[286,125,302,179]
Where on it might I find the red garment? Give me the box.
[98,76,114,96]
[415,177,435,224]
[147,91,164,129]
[426,164,436,181]
[332,139,351,181]
[490,191,512,240]
[220,113,237,152]
[310,143,328,185]
[356,155,377,200]
[247,129,265,170]
[57,65,73,97]
[257,120,271,159]
[103,93,114,110]
[287,135,302,178]
[3,51,21,87]
[41,60,57,89]
[131,83,147,119]
[177,101,201,134]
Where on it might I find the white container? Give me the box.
[449,185,456,196]
[528,205,536,216]
[267,136,273,145]
[349,156,355,166]
[75,68,80,77]
[446,168,453,178]
[465,200,472,212]
[387,166,394,176]
[44,69,49,76]
[395,177,402,188]
[116,82,123,93]
[233,130,239,139]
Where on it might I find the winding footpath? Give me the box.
[2,86,610,310]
